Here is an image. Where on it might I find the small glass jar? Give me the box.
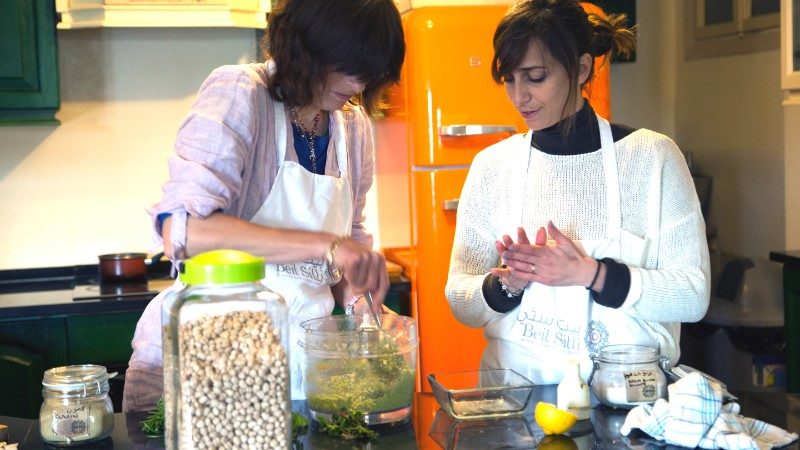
[589,345,668,409]
[39,364,115,446]
[163,250,290,450]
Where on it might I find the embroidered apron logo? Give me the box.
[584,320,609,356]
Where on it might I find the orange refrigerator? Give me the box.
[375,4,610,393]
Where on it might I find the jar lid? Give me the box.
[597,344,660,364]
[181,249,265,285]
[42,364,113,397]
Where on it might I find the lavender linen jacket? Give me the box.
[123,63,376,412]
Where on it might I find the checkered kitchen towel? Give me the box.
[620,372,798,449]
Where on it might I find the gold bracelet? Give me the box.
[325,236,346,285]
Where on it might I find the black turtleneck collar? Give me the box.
[530,101,637,155]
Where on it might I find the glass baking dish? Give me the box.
[428,407,535,449]
[427,369,534,419]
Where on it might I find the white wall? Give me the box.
[610,1,677,136]
[0,2,793,270]
[785,101,800,251]
[0,28,258,269]
[613,2,786,260]
[672,4,785,260]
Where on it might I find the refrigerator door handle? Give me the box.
[442,199,460,211]
[439,124,517,137]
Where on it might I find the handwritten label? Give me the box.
[51,404,90,439]
[623,369,659,402]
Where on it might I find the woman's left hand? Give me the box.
[495,221,596,287]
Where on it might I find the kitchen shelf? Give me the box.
[55,0,270,29]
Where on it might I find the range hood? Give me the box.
[55,0,270,29]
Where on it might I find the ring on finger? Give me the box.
[530,264,536,273]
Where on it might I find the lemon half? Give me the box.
[534,401,578,435]
[537,435,579,450]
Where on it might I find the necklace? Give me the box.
[290,107,322,173]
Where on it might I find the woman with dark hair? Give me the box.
[446,0,709,386]
[123,0,405,410]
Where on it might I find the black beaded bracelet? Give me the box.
[586,259,601,291]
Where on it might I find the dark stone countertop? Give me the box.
[2,388,798,449]
[0,262,173,320]
[771,250,800,267]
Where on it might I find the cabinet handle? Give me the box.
[442,199,459,211]
[439,125,517,137]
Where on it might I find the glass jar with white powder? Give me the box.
[589,345,668,409]
[39,364,115,446]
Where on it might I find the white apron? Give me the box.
[251,103,353,399]
[482,115,654,384]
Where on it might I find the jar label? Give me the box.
[623,369,660,402]
[51,404,91,439]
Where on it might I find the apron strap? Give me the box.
[507,131,532,233]
[597,115,621,243]
[274,101,288,165]
[330,110,349,178]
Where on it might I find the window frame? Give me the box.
[685,0,780,60]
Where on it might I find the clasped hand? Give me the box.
[490,221,594,290]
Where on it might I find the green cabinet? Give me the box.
[0,0,60,124]
[782,266,800,393]
[0,312,140,418]
[65,311,141,365]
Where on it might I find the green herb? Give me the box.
[317,409,378,441]
[291,411,309,440]
[306,332,414,414]
[140,398,165,436]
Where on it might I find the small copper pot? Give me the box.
[98,253,148,284]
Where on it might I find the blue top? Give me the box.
[291,123,330,176]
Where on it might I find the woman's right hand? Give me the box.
[333,238,390,308]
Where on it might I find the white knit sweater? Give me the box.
[445,128,710,364]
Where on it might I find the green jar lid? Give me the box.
[181,250,265,285]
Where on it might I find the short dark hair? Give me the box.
[491,0,635,125]
[263,0,405,115]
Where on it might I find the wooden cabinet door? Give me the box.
[0,0,60,124]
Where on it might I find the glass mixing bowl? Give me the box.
[299,314,418,425]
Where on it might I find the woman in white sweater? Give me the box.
[445,0,710,385]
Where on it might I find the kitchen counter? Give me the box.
[770,250,800,266]
[2,387,797,449]
[0,279,173,320]
[0,262,174,320]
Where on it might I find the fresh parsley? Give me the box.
[140,398,165,436]
[316,409,378,441]
[291,411,309,440]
